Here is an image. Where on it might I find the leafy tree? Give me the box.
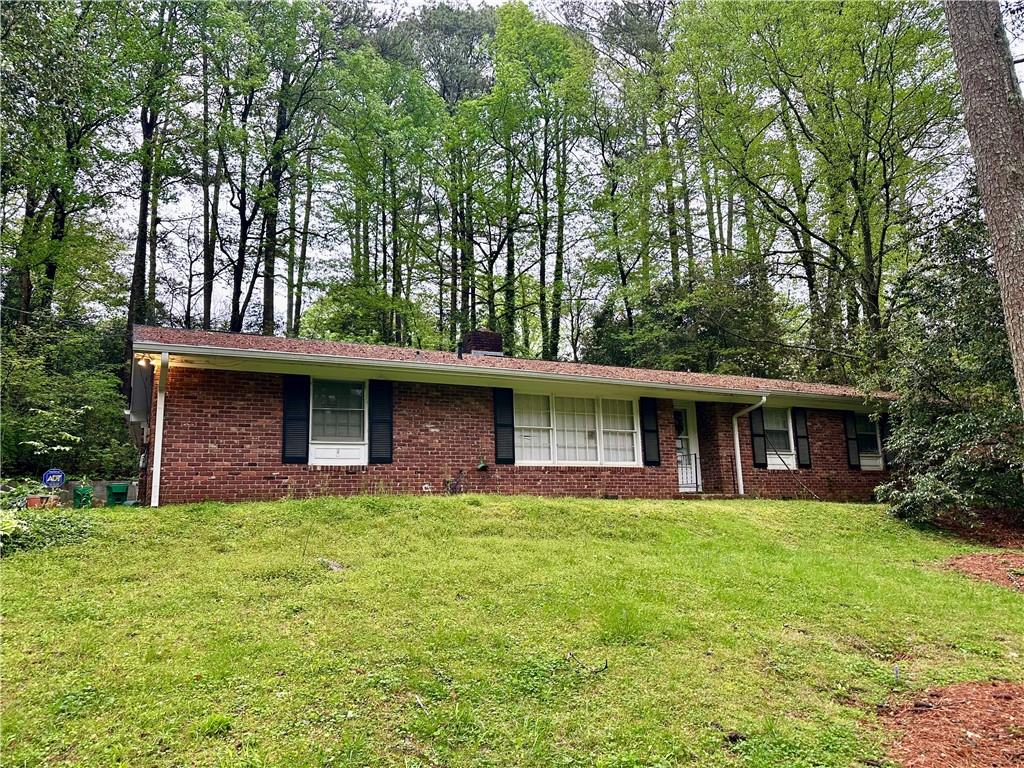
[877,195,1024,520]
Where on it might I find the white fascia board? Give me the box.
[132,340,884,410]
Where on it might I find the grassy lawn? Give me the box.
[3,496,1022,767]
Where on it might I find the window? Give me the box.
[514,394,639,465]
[514,394,552,462]
[311,380,364,443]
[601,399,638,463]
[763,407,793,454]
[854,413,880,455]
[554,397,599,462]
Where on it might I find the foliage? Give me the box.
[0,506,93,555]
[0,478,47,511]
[0,0,1017,516]
[877,196,1024,521]
[300,279,443,348]
[585,280,793,378]
[1,320,139,479]
[3,495,1021,765]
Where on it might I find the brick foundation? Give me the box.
[142,368,886,505]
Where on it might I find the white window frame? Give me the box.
[513,393,642,467]
[308,378,369,466]
[855,414,884,471]
[763,406,797,471]
[513,393,555,464]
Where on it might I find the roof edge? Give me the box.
[133,338,891,405]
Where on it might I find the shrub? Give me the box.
[0,478,46,511]
[1,507,94,555]
[876,195,1024,522]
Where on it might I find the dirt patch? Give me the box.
[881,681,1024,768]
[946,552,1024,592]
[935,510,1024,549]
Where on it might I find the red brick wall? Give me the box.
[695,402,886,501]
[143,368,680,504]
[142,369,886,504]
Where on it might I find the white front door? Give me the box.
[674,405,701,492]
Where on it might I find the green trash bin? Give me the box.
[106,482,130,507]
[73,486,94,509]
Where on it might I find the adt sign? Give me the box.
[42,468,66,490]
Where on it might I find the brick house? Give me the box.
[129,326,892,505]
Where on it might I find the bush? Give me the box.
[877,195,1024,522]
[0,478,47,511]
[1,319,139,480]
[0,507,94,555]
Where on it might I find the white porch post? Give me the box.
[150,351,169,507]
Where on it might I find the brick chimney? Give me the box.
[461,329,504,356]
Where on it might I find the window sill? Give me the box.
[515,461,642,468]
[309,442,368,466]
[860,453,883,471]
[766,452,798,471]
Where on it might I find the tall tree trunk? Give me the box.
[129,105,158,328]
[549,114,567,360]
[390,156,401,343]
[146,127,163,324]
[285,166,297,336]
[503,147,517,348]
[37,188,66,316]
[201,43,216,330]
[293,149,314,335]
[660,122,681,290]
[638,120,651,290]
[945,0,1024,413]
[262,70,292,335]
[14,189,43,325]
[459,152,474,338]
[699,150,720,276]
[448,148,459,346]
[537,115,551,358]
[676,138,697,290]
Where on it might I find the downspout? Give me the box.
[732,395,766,496]
[150,351,169,507]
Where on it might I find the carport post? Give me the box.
[150,352,169,507]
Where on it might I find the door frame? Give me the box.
[673,401,702,492]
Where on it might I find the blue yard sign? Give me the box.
[42,468,66,490]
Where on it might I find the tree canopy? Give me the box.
[1,0,1020,516]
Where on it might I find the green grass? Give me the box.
[3,495,1021,767]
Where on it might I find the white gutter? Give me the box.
[732,396,767,496]
[150,352,169,507]
[132,340,879,405]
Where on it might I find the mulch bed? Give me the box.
[881,681,1024,768]
[945,552,1024,592]
[935,510,1024,549]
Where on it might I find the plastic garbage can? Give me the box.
[106,482,130,507]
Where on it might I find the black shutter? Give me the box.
[843,411,861,469]
[639,397,661,466]
[493,388,515,465]
[792,407,811,468]
[368,380,393,464]
[282,374,310,464]
[749,407,768,468]
[879,413,893,469]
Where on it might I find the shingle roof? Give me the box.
[133,325,891,401]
